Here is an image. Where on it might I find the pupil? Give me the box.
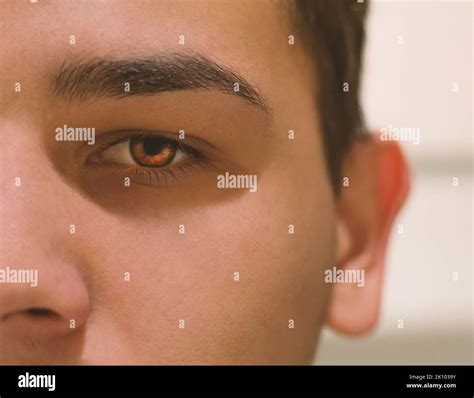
[142,137,168,156]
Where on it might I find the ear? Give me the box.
[327,134,410,335]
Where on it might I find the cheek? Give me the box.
[196,181,334,363]
[86,145,335,364]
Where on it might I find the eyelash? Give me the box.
[88,131,212,187]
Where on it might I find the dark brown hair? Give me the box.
[294,0,368,192]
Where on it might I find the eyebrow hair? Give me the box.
[52,52,270,112]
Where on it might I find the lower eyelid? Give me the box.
[85,152,214,188]
[123,158,212,187]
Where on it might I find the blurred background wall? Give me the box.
[316,0,473,364]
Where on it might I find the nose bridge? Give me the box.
[0,119,78,260]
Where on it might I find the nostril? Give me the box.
[1,308,61,323]
[26,308,58,318]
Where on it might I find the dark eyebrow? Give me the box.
[52,52,270,113]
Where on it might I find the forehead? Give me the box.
[1,1,295,78]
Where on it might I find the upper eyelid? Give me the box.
[91,130,196,157]
[99,130,176,147]
[93,129,220,153]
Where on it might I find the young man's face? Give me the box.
[0,0,407,364]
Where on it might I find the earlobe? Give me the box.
[327,135,410,335]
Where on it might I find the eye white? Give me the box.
[101,140,187,166]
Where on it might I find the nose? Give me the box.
[0,122,91,361]
[0,260,90,340]
[0,258,90,364]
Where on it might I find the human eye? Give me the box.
[86,131,210,187]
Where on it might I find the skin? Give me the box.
[0,0,409,364]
